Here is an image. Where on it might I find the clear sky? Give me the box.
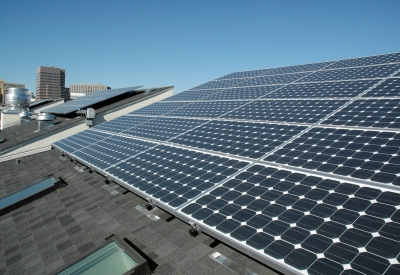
[1,0,399,95]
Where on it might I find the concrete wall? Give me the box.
[0,88,173,159]
[1,112,20,130]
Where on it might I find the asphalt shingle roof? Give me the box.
[0,149,280,275]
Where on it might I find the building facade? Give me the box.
[69,84,111,99]
[36,66,66,100]
[62,87,70,101]
[0,79,25,103]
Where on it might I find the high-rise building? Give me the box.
[36,66,66,100]
[62,87,70,101]
[0,79,25,103]
[69,84,111,99]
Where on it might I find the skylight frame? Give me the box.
[50,234,151,275]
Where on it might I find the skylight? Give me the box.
[52,235,151,275]
[0,176,60,215]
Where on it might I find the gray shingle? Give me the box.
[0,150,279,275]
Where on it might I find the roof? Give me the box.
[0,149,278,275]
[0,87,173,155]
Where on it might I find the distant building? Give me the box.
[70,84,111,99]
[62,87,70,101]
[0,79,25,103]
[36,66,66,100]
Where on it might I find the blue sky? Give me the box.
[1,0,399,95]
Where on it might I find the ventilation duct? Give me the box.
[37,113,56,131]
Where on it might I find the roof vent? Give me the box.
[19,110,34,125]
[4,88,30,110]
[37,112,56,131]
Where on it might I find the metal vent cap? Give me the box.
[37,112,56,121]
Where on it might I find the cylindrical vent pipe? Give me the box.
[37,112,56,131]
[4,88,30,109]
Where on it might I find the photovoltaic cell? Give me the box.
[215,69,272,80]
[162,89,219,101]
[53,130,112,153]
[194,73,307,90]
[263,80,378,99]
[222,99,347,123]
[202,85,282,100]
[190,78,245,90]
[122,117,206,141]
[216,61,333,80]
[93,116,152,133]
[169,121,306,159]
[129,102,190,116]
[321,99,400,129]
[165,101,247,118]
[180,164,400,275]
[362,78,400,97]
[104,145,249,208]
[264,127,400,185]
[325,52,400,69]
[298,64,400,83]
[71,137,156,169]
[235,73,308,87]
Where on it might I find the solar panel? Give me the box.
[43,86,141,114]
[129,102,190,116]
[221,99,347,123]
[325,52,400,69]
[264,80,379,99]
[162,89,220,101]
[298,64,400,83]
[53,52,400,275]
[28,99,52,108]
[321,99,400,128]
[216,61,334,80]
[203,85,282,100]
[170,121,306,159]
[193,72,308,90]
[362,78,400,97]
[264,127,400,185]
[179,164,400,275]
[93,116,153,133]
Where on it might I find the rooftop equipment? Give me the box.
[37,112,56,131]
[85,108,95,127]
[19,110,34,125]
[4,88,31,110]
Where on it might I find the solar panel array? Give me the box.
[53,52,400,275]
[43,86,141,114]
